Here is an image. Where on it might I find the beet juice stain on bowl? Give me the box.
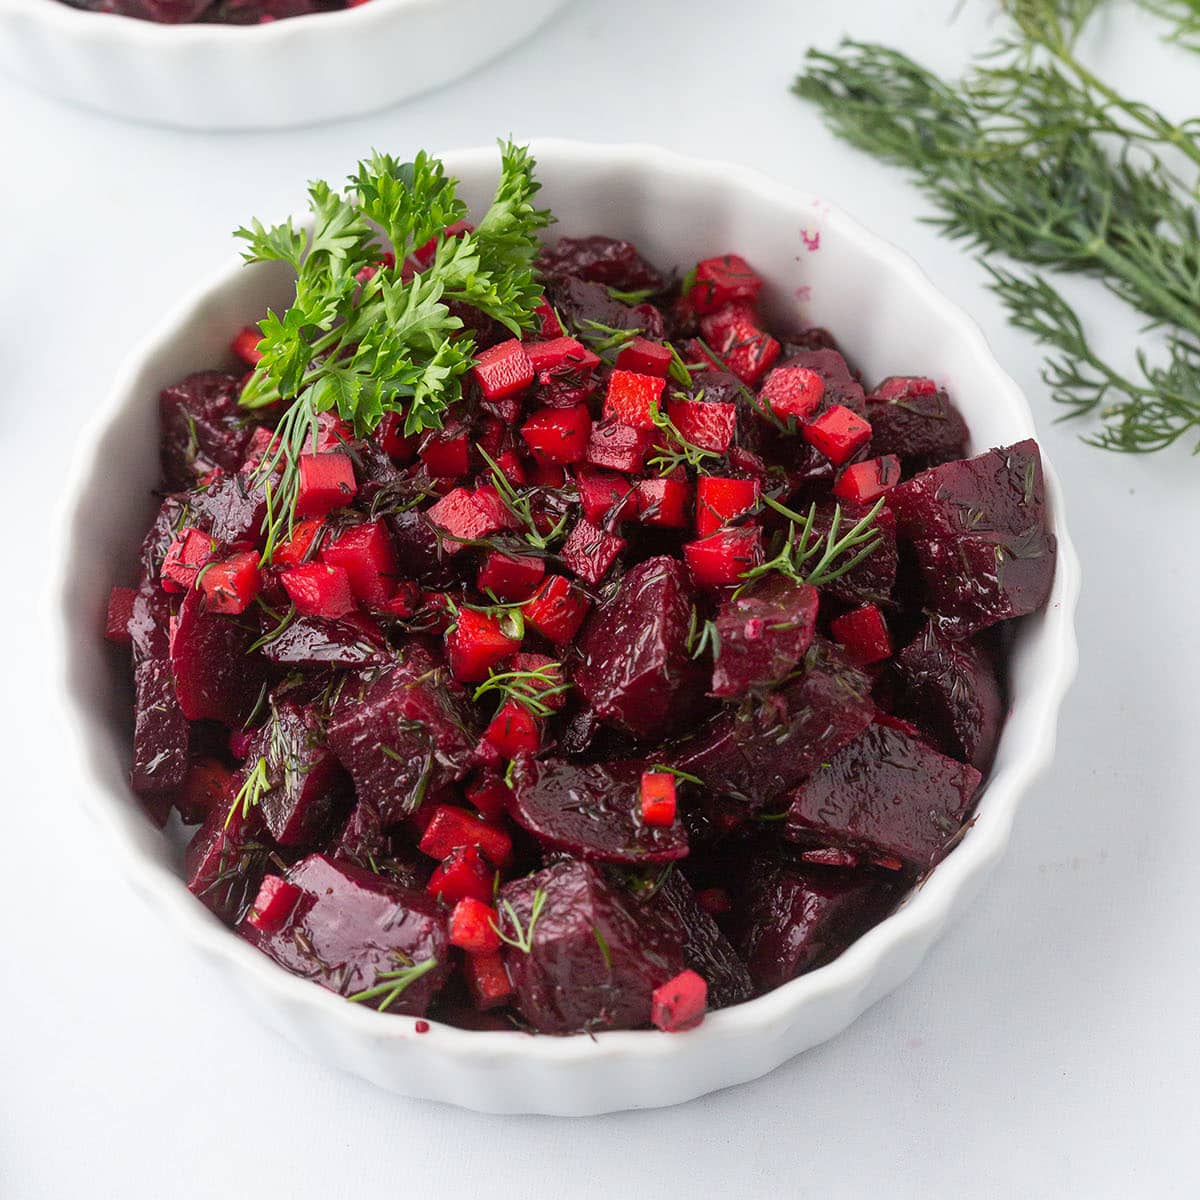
[100,143,1058,1044]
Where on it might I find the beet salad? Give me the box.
[104,144,1057,1035]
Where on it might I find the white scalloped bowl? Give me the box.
[54,141,1080,1114]
[0,0,570,129]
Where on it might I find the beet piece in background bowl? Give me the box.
[52,142,1079,1114]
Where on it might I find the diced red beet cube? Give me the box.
[759,364,825,421]
[685,254,763,314]
[105,586,136,645]
[446,607,522,683]
[327,656,476,825]
[449,897,503,954]
[803,405,872,466]
[161,527,214,593]
[651,969,707,1032]
[231,326,264,366]
[710,575,819,697]
[273,518,322,568]
[377,410,419,463]
[418,804,512,867]
[888,440,1056,635]
[185,799,268,925]
[241,854,450,1015]
[509,756,688,864]
[523,575,591,645]
[177,758,235,824]
[419,426,471,478]
[169,587,264,726]
[520,404,592,464]
[477,550,546,601]
[603,369,665,430]
[497,860,685,1034]
[199,550,260,615]
[664,396,736,453]
[465,771,514,821]
[492,449,528,487]
[246,876,303,934]
[833,454,902,504]
[640,771,677,826]
[525,336,600,380]
[870,375,938,401]
[280,562,356,619]
[829,604,892,665]
[698,304,780,385]
[320,521,397,606]
[427,844,494,906]
[586,421,651,473]
[538,235,665,292]
[464,950,515,1010]
[684,526,763,588]
[295,452,357,518]
[575,557,697,740]
[159,372,255,491]
[561,518,626,585]
[132,658,189,813]
[575,467,636,527]
[424,487,499,554]
[695,476,760,538]
[482,700,540,760]
[785,723,982,872]
[635,475,692,528]
[471,338,535,402]
[530,297,564,340]
[616,337,673,377]
[468,484,521,533]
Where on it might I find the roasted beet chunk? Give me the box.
[776,348,865,415]
[159,372,255,490]
[327,658,475,826]
[785,722,982,872]
[548,278,665,341]
[670,640,874,811]
[731,860,899,991]
[641,871,752,1008]
[498,860,685,1034]
[241,702,350,847]
[866,384,969,468]
[169,588,264,726]
[241,854,450,1015]
[185,802,271,926]
[189,470,269,546]
[888,440,1056,635]
[258,616,393,670]
[710,575,818,697]
[130,658,189,818]
[507,757,689,864]
[538,236,665,293]
[575,556,696,740]
[811,501,898,606]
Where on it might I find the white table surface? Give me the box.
[3,1,1198,1195]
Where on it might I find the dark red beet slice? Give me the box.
[159,372,255,491]
[574,556,697,740]
[507,756,689,864]
[640,870,753,1008]
[185,801,271,926]
[548,278,666,341]
[866,387,969,468]
[888,440,1057,635]
[326,656,476,826]
[894,623,1004,772]
[710,575,818,697]
[812,501,898,606]
[189,470,269,546]
[731,860,899,991]
[169,588,264,726]
[241,854,450,1016]
[128,580,172,664]
[498,860,685,1034]
[258,615,393,670]
[537,236,665,293]
[669,640,874,811]
[130,657,189,820]
[334,802,433,890]
[139,494,189,583]
[785,722,982,872]
[777,348,865,415]
[241,701,350,847]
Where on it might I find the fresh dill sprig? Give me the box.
[346,956,439,1012]
[477,445,571,551]
[491,888,547,954]
[225,755,272,829]
[576,319,640,357]
[473,662,570,718]
[793,2,1200,454]
[1138,0,1200,50]
[739,496,884,592]
[235,141,552,543]
[685,610,721,660]
[606,285,658,304]
[647,395,721,476]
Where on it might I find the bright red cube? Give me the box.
[603,370,666,430]
[521,404,592,465]
[685,254,763,315]
[419,427,471,479]
[635,475,692,528]
[200,551,261,615]
[105,586,136,645]
[272,518,322,568]
[279,562,357,619]
[575,467,636,526]
[246,875,303,934]
[446,607,522,683]
[295,452,357,519]
[760,365,825,421]
[616,337,673,377]
[464,950,515,1010]
[419,804,513,867]
[640,771,677,826]
[161,527,214,593]
[803,405,872,466]
[664,396,737,453]
[684,526,763,588]
[231,326,264,367]
[832,454,902,504]
[449,897,503,954]
[477,551,546,601]
[523,575,591,645]
[561,519,626,586]
[321,520,397,606]
[425,487,503,554]
[471,338,535,402]
[829,603,893,665]
[483,700,541,761]
[427,844,495,906]
[586,421,652,473]
[651,969,708,1032]
[695,476,760,537]
[698,304,780,385]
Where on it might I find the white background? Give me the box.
[2,1,1198,1196]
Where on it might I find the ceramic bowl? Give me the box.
[55,140,1080,1114]
[0,0,570,129]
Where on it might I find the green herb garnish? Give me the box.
[491,887,547,954]
[346,956,439,1012]
[473,662,570,718]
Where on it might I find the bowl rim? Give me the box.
[54,139,1081,1069]
[2,0,443,41]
